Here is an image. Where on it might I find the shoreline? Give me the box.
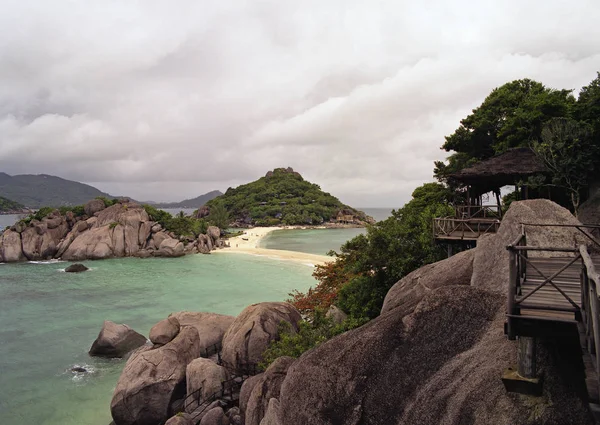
[215,226,334,266]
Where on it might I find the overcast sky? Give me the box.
[0,1,599,207]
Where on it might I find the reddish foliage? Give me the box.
[287,259,357,315]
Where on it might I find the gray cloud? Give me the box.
[0,0,598,207]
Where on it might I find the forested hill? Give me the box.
[206,167,372,226]
[150,190,223,209]
[0,173,114,208]
[0,196,26,213]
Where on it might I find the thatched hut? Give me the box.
[449,147,550,209]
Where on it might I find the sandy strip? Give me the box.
[215,226,333,266]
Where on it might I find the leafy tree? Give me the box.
[207,201,230,229]
[575,72,600,167]
[0,196,25,212]
[295,183,453,320]
[435,79,575,180]
[532,117,597,214]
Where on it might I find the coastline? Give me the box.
[216,226,334,266]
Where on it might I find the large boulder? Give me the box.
[471,199,587,293]
[239,374,264,417]
[150,317,180,346]
[244,357,294,425]
[200,407,228,425]
[158,238,185,257]
[259,398,281,425]
[165,414,194,425]
[381,248,474,315]
[277,285,591,425]
[89,320,147,358]
[207,226,221,242]
[221,303,301,372]
[111,326,201,425]
[84,198,106,216]
[61,226,119,260]
[169,312,235,354]
[0,229,25,262]
[185,358,229,412]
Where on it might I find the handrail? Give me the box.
[581,245,600,290]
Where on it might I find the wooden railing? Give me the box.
[580,245,600,395]
[433,217,501,240]
[455,204,501,219]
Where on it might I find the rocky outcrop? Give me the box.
[169,312,235,354]
[150,317,180,346]
[221,303,301,372]
[84,199,106,216]
[244,357,294,425]
[326,305,347,324]
[381,248,474,315]
[185,358,229,412]
[0,229,25,262]
[65,263,89,273]
[165,414,194,425]
[200,407,228,425]
[259,398,281,425]
[110,326,201,425]
[158,238,185,257]
[89,321,147,358]
[0,199,222,262]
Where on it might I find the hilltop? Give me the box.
[0,173,115,208]
[206,167,373,226]
[149,190,223,209]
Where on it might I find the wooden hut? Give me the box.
[434,147,550,242]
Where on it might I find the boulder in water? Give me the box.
[89,320,147,358]
[65,263,89,273]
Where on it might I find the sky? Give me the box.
[0,1,599,207]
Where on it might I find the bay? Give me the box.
[0,254,316,425]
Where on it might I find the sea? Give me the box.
[0,208,392,425]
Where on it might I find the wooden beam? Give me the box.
[518,337,537,378]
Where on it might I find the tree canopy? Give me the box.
[435,79,575,181]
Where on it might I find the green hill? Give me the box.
[0,173,116,208]
[206,167,371,226]
[150,190,223,209]
[0,196,26,213]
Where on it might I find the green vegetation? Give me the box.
[0,196,25,213]
[206,168,367,226]
[260,313,367,369]
[109,222,119,229]
[142,204,208,237]
[207,201,230,229]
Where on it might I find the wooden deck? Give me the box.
[433,217,500,241]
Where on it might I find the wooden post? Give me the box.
[447,244,453,258]
[507,248,517,339]
[517,337,537,378]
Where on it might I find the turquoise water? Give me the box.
[260,228,365,255]
[0,254,316,425]
[260,208,393,255]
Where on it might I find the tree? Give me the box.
[532,117,597,214]
[576,72,600,168]
[208,201,230,229]
[296,183,453,320]
[435,79,575,181]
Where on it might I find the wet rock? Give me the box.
[89,320,147,358]
[65,263,89,273]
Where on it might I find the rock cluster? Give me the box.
[0,199,225,262]
[107,303,300,425]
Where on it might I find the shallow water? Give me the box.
[0,254,316,425]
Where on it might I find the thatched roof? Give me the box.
[449,147,549,193]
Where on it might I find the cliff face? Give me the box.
[256,200,594,425]
[0,199,223,262]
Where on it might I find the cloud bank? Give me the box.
[0,0,598,206]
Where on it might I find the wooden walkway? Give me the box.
[505,225,600,408]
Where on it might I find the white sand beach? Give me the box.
[216,227,333,266]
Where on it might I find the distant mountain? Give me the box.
[206,167,373,226]
[0,173,115,208]
[0,195,27,213]
[150,190,223,209]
